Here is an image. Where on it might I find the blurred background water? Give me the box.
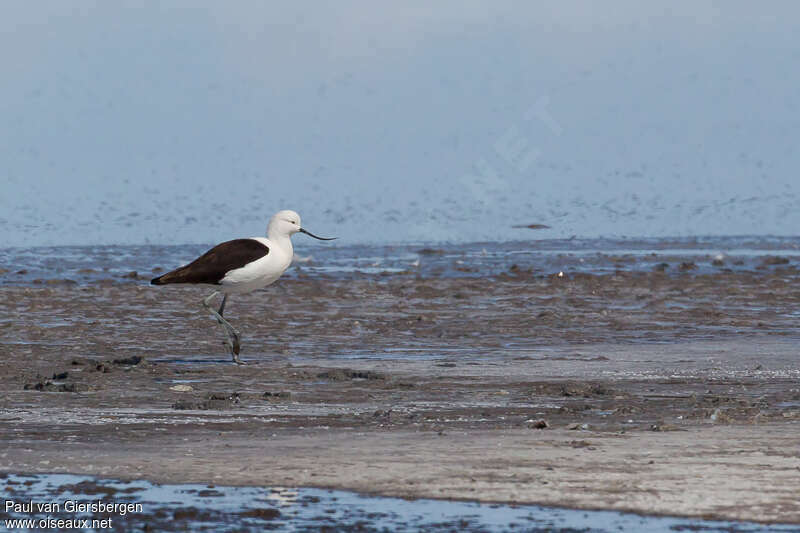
[1,2,799,247]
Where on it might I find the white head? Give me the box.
[268,209,302,238]
[267,210,336,241]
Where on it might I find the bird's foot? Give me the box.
[221,342,244,364]
[224,333,242,364]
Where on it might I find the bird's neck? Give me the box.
[269,232,294,256]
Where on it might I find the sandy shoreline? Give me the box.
[1,276,800,523]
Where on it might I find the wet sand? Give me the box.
[1,270,800,524]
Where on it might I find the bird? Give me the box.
[151,210,335,363]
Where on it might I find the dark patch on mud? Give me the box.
[113,355,144,366]
[316,369,386,381]
[21,354,149,393]
[94,362,113,373]
[173,507,219,522]
[172,392,242,410]
[24,380,90,393]
[527,382,620,399]
[241,508,281,520]
[760,256,791,267]
[262,391,292,400]
[57,480,119,498]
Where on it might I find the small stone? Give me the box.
[170,385,194,392]
[527,419,549,429]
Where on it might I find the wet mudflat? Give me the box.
[1,263,800,527]
[2,474,797,533]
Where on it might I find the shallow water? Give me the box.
[1,236,799,286]
[1,473,795,532]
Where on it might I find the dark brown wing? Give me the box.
[151,239,269,285]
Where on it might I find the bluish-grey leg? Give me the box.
[203,292,242,364]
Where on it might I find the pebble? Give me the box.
[526,419,549,429]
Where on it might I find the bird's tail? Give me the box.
[151,263,216,285]
[150,269,185,285]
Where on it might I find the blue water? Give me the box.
[1,236,798,287]
[1,474,795,532]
